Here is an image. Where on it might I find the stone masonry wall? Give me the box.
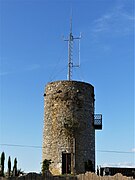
[0,172,134,180]
[42,81,95,175]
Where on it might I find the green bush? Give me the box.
[42,159,52,175]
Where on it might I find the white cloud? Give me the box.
[131,148,135,153]
[0,71,12,76]
[24,64,40,71]
[0,64,40,76]
[91,4,134,36]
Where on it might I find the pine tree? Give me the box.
[1,152,5,176]
[13,158,17,176]
[8,156,11,177]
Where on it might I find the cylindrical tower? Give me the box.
[42,80,95,175]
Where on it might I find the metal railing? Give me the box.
[94,114,102,130]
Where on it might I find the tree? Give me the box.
[17,169,24,176]
[84,160,94,172]
[97,165,99,176]
[41,159,52,175]
[13,158,17,177]
[0,152,5,176]
[8,156,11,177]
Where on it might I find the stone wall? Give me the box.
[77,172,134,180]
[42,80,95,175]
[0,172,134,180]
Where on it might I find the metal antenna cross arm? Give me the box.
[63,18,81,80]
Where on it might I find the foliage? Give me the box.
[17,168,24,176]
[13,158,17,176]
[0,153,22,177]
[84,159,94,172]
[42,159,52,175]
[8,156,11,177]
[0,152,5,177]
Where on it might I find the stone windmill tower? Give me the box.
[42,18,102,175]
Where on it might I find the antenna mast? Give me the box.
[64,16,81,81]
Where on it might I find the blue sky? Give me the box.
[0,0,134,173]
